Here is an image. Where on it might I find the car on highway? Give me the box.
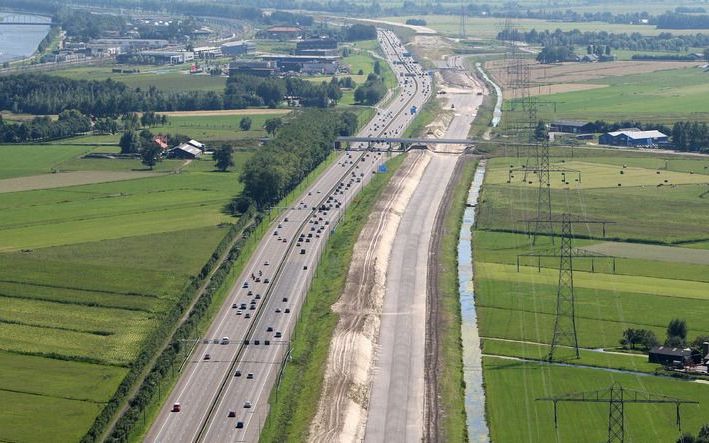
[203,353,211,360]
[244,401,252,408]
[221,337,230,344]
[171,402,181,412]
[228,410,236,417]
[236,421,244,429]
[275,332,282,338]
[246,373,254,379]
[235,370,241,377]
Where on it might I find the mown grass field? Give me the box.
[0,145,250,441]
[536,67,709,123]
[51,65,227,92]
[0,144,90,179]
[474,150,709,442]
[380,15,709,37]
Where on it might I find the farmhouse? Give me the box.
[168,143,202,159]
[599,130,669,147]
[648,346,692,367]
[550,120,596,134]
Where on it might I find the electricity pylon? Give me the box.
[518,214,614,360]
[537,383,698,443]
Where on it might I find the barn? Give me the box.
[599,130,669,147]
[648,346,692,367]
[168,143,202,159]
[550,120,596,134]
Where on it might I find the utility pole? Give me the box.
[537,383,698,443]
[459,1,466,38]
[517,214,615,360]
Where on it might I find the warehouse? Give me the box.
[550,120,596,134]
[599,130,669,147]
[220,41,256,56]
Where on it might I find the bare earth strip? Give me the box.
[0,170,157,193]
[583,241,709,266]
[505,83,607,98]
[156,109,292,117]
[309,152,430,443]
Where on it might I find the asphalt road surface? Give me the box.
[364,54,484,442]
[146,28,431,443]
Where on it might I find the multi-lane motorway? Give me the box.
[146,28,431,443]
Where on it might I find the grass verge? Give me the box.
[436,156,478,442]
[260,153,406,442]
[403,93,440,137]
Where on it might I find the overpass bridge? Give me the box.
[335,136,476,152]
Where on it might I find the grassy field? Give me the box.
[380,15,709,37]
[51,65,227,92]
[0,144,251,440]
[537,67,709,123]
[474,150,709,441]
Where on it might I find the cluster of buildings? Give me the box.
[228,37,343,76]
[649,343,709,374]
[153,137,206,159]
[551,120,669,147]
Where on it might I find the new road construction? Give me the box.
[146,28,431,442]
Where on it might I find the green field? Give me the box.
[0,145,251,440]
[537,67,709,123]
[51,65,227,92]
[474,151,709,441]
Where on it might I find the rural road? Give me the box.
[146,28,430,443]
[364,53,485,441]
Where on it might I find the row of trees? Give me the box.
[671,121,709,152]
[621,319,709,357]
[224,74,344,109]
[536,46,576,64]
[498,28,709,54]
[0,110,91,142]
[239,109,358,208]
[678,425,709,443]
[354,73,387,105]
[0,75,227,116]
[657,12,709,29]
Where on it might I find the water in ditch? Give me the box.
[458,160,490,442]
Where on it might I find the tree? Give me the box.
[704,47,709,62]
[264,118,283,136]
[677,424,709,443]
[373,60,382,75]
[621,328,658,350]
[140,144,162,170]
[119,131,141,154]
[667,318,688,345]
[239,117,252,131]
[214,144,234,172]
[534,121,547,141]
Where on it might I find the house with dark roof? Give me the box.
[648,346,692,367]
[550,120,596,134]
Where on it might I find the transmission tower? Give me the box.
[538,383,698,443]
[458,2,467,38]
[518,214,615,360]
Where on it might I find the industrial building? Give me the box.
[220,41,256,56]
[550,120,596,133]
[228,60,278,76]
[295,38,338,56]
[87,38,168,56]
[260,54,340,73]
[121,50,194,64]
[259,26,303,40]
[599,130,669,147]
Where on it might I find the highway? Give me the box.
[146,28,431,443]
[364,53,484,442]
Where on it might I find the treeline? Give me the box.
[0,74,228,116]
[671,121,709,152]
[344,24,377,41]
[224,74,343,109]
[657,12,709,29]
[240,109,358,208]
[631,54,702,61]
[536,46,576,64]
[498,28,709,53]
[354,73,387,105]
[54,8,126,41]
[0,110,91,142]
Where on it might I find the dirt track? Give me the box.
[309,152,430,442]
